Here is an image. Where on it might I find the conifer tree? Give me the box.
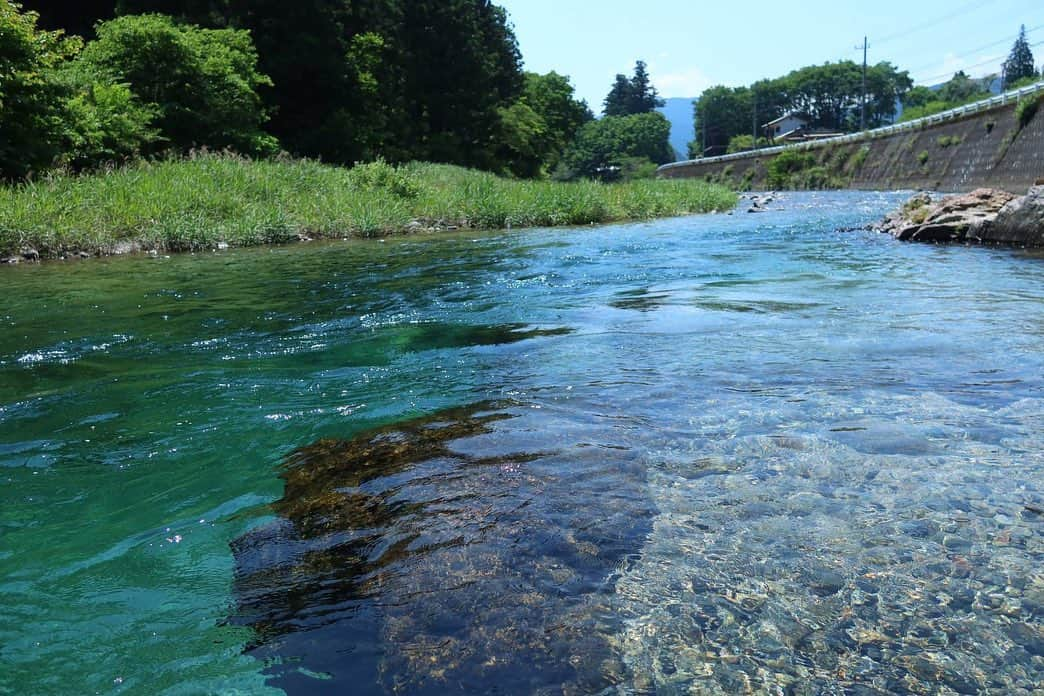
[603,74,634,116]
[602,60,664,116]
[1002,25,1038,89]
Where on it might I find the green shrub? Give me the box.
[848,145,870,171]
[739,170,756,191]
[726,134,771,154]
[1016,96,1041,130]
[0,0,81,179]
[78,14,278,156]
[559,112,673,181]
[766,149,816,189]
[936,135,962,148]
[346,159,422,198]
[58,74,159,170]
[618,156,659,181]
[791,166,842,190]
[917,150,930,165]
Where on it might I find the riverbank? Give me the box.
[0,154,736,262]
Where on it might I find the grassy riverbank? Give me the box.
[0,154,736,259]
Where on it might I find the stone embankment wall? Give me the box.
[659,93,1044,193]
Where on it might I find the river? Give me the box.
[1,191,1042,694]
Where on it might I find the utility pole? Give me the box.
[752,92,758,150]
[859,36,868,131]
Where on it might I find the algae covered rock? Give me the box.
[881,188,1016,242]
[230,401,653,694]
[880,186,1044,246]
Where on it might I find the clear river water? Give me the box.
[1,191,1042,695]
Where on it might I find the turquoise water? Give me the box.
[2,191,1042,694]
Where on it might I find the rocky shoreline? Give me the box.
[877,184,1044,246]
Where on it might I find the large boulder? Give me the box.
[975,186,1044,246]
[880,188,1018,243]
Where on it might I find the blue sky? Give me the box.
[497,0,1044,110]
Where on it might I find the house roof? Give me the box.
[763,112,808,128]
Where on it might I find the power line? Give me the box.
[874,0,1000,46]
[916,38,1044,84]
[906,23,1044,75]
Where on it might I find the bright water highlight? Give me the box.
[1,191,1042,694]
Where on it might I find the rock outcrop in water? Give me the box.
[879,186,1044,246]
[230,401,653,694]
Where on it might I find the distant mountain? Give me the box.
[657,97,696,162]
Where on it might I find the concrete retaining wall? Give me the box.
[658,86,1044,194]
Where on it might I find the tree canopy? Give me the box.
[1002,25,1038,89]
[77,13,276,155]
[5,2,672,181]
[19,0,528,170]
[0,0,79,178]
[603,60,664,116]
[560,112,673,180]
[897,71,992,123]
[690,60,912,155]
[498,71,592,177]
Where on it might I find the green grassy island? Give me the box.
[0,154,736,261]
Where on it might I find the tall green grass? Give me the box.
[0,153,736,258]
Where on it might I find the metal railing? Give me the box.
[657,80,1044,174]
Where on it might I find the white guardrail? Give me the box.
[657,80,1044,174]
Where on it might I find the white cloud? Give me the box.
[654,67,713,98]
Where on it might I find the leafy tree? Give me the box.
[939,71,984,103]
[1002,25,1038,89]
[37,0,526,169]
[0,0,81,178]
[691,60,913,154]
[76,13,277,155]
[863,61,913,126]
[559,111,672,180]
[898,72,991,123]
[603,59,663,116]
[903,85,936,108]
[691,86,752,156]
[396,0,523,169]
[498,71,592,177]
[627,60,663,113]
[57,64,159,169]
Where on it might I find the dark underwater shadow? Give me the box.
[230,401,654,694]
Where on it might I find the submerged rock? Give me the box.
[230,401,653,694]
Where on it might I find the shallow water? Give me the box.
[1,191,1042,694]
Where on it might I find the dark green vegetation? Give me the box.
[1016,93,1042,130]
[602,60,664,117]
[558,112,674,181]
[1003,25,1039,90]
[19,0,526,171]
[688,27,1040,158]
[0,155,736,259]
[550,60,673,181]
[898,71,994,123]
[7,1,678,183]
[1,2,701,259]
[690,61,913,156]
